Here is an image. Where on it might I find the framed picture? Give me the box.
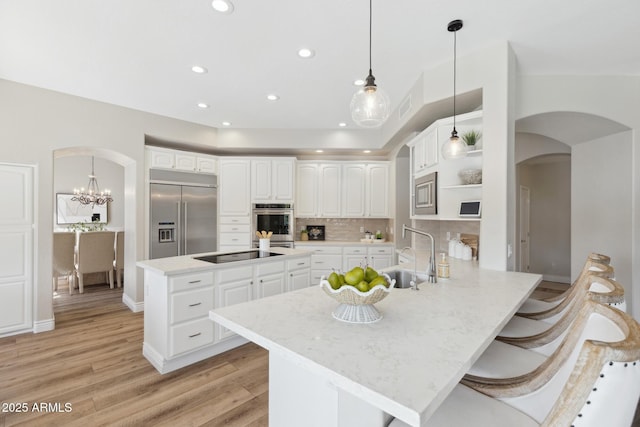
[56,193,108,224]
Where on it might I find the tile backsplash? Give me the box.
[412,219,480,256]
[295,218,392,242]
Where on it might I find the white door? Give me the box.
[288,268,311,292]
[319,164,341,217]
[0,163,34,336]
[519,185,531,272]
[219,159,251,216]
[255,273,286,299]
[272,159,294,201]
[215,278,252,341]
[296,163,318,217]
[251,159,272,201]
[366,164,389,217]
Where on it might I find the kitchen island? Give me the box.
[209,258,542,427]
[137,247,312,374]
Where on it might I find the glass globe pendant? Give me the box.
[351,71,390,127]
[350,0,390,128]
[441,19,468,160]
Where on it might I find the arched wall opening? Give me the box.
[53,147,139,311]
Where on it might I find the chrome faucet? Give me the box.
[402,224,437,283]
[399,246,418,290]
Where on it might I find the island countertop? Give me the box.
[136,247,312,276]
[209,259,542,426]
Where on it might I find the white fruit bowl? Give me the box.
[320,273,395,323]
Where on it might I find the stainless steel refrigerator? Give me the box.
[150,175,217,259]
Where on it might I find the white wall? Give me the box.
[518,156,571,282]
[517,75,640,318]
[515,132,571,164]
[572,131,633,297]
[53,156,124,230]
[0,78,219,326]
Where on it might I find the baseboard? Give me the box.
[542,274,571,284]
[33,318,55,333]
[122,293,144,312]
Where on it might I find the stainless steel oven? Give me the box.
[251,203,295,246]
[413,172,437,215]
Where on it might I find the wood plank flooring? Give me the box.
[0,284,269,426]
[1,281,638,426]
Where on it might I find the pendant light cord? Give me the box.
[452,27,457,135]
[368,0,372,75]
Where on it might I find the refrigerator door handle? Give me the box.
[183,202,188,254]
[176,201,182,255]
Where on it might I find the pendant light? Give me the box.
[350,0,390,128]
[441,19,468,160]
[71,156,113,207]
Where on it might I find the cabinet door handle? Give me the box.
[315,261,324,264]
[188,302,202,307]
[188,280,201,284]
[189,332,202,338]
[290,273,293,277]
[260,279,263,283]
[297,262,305,266]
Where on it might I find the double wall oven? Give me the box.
[251,203,295,248]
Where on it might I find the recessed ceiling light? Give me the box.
[297,48,315,59]
[222,121,232,126]
[363,150,371,153]
[211,0,234,13]
[197,102,209,109]
[266,94,280,101]
[338,122,347,127]
[353,79,365,86]
[191,65,208,74]
[315,150,324,153]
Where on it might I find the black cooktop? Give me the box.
[194,250,284,264]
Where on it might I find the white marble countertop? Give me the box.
[136,247,312,276]
[210,259,542,426]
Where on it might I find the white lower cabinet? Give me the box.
[367,245,394,270]
[142,254,310,374]
[287,258,311,291]
[343,246,368,272]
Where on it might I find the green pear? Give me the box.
[344,266,364,285]
[355,280,370,293]
[327,272,341,290]
[364,266,378,282]
[368,276,388,288]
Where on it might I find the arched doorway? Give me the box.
[53,147,138,312]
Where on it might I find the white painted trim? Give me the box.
[143,335,248,374]
[33,318,55,333]
[542,274,571,284]
[122,293,144,312]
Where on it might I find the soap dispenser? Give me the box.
[438,253,450,278]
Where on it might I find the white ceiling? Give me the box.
[1,0,639,132]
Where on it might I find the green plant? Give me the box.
[462,130,482,147]
[67,220,105,232]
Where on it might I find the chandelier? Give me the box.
[72,156,113,206]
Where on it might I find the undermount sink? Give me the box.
[385,269,427,289]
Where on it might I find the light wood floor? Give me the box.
[0,284,269,426]
[1,282,638,426]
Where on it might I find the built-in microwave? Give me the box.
[413,172,437,215]
[251,203,295,244]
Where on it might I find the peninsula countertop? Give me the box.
[209,259,542,426]
[136,247,312,276]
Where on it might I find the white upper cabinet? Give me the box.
[219,158,251,216]
[295,163,318,217]
[147,147,218,174]
[251,158,295,203]
[296,161,390,218]
[342,164,366,217]
[409,124,439,176]
[366,163,390,217]
[318,163,342,217]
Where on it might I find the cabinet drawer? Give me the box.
[217,266,253,283]
[169,272,214,293]
[219,233,250,246]
[368,245,394,255]
[343,246,367,255]
[256,261,285,276]
[308,246,342,255]
[169,318,215,357]
[287,257,310,270]
[219,223,251,233]
[311,270,326,284]
[311,254,342,270]
[170,287,214,324]
[219,216,250,225]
